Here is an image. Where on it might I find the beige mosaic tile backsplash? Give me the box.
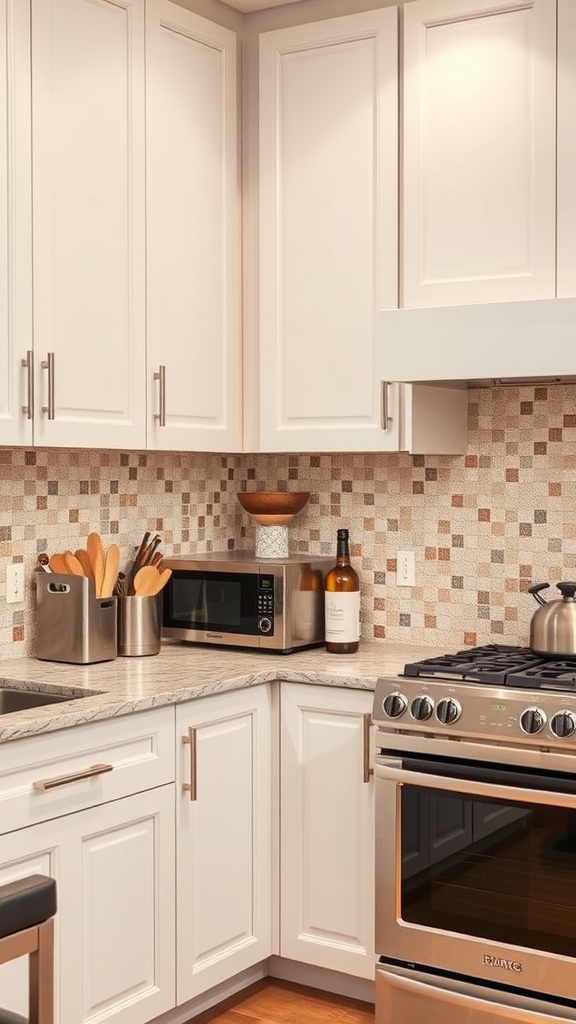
[1,384,576,661]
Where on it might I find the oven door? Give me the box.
[376,752,576,1004]
[376,962,576,1024]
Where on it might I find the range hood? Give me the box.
[380,297,576,388]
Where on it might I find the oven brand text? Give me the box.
[483,954,522,973]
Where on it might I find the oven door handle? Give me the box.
[375,760,576,808]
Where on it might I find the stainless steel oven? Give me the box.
[372,645,576,1024]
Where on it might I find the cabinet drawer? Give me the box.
[0,706,175,834]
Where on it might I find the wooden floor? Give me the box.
[190,979,375,1024]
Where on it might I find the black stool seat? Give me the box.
[0,874,56,1024]
[0,876,57,941]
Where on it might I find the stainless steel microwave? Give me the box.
[160,552,334,653]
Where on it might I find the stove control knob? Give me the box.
[435,697,461,725]
[410,696,434,722]
[382,692,408,719]
[519,707,546,735]
[550,711,576,739]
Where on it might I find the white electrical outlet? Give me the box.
[6,563,25,604]
[397,551,416,587]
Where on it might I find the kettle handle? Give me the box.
[528,583,550,606]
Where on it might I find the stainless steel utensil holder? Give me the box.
[36,574,117,664]
[117,595,162,657]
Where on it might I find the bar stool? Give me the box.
[0,875,57,1024]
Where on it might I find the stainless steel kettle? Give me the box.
[529,581,576,656]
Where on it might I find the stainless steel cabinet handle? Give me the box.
[363,714,374,784]
[21,350,34,419]
[182,727,197,800]
[381,381,392,429]
[41,352,55,419]
[154,365,166,427]
[33,763,113,791]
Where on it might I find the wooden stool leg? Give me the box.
[28,918,54,1024]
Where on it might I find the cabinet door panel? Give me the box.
[77,788,175,1024]
[146,0,241,452]
[403,0,556,308]
[0,786,175,1024]
[280,683,374,979]
[176,687,271,1003]
[31,0,146,449]
[259,10,399,452]
[557,0,576,299]
[0,0,32,446]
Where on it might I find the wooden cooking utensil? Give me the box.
[126,531,151,595]
[100,543,120,600]
[133,565,160,596]
[48,553,69,574]
[64,552,85,576]
[75,548,94,580]
[87,532,105,598]
[149,567,172,596]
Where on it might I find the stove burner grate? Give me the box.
[403,644,543,684]
[401,644,576,688]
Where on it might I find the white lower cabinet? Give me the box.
[175,685,272,1004]
[279,683,375,980]
[0,786,175,1024]
[0,707,176,1024]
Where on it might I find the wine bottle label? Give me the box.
[325,592,360,643]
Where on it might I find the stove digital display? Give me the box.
[490,703,510,713]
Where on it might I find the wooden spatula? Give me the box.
[48,552,69,574]
[133,565,160,596]
[148,567,172,596]
[65,552,85,576]
[75,548,94,581]
[100,543,120,599]
[87,532,105,598]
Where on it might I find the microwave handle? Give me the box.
[375,759,576,810]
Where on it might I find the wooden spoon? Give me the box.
[75,548,94,581]
[48,552,69,574]
[100,543,120,600]
[149,567,172,596]
[65,552,85,576]
[133,565,160,596]
[87,532,105,598]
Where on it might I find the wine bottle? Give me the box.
[324,528,360,654]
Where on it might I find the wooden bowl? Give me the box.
[237,491,310,527]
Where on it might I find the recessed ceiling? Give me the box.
[224,0,304,11]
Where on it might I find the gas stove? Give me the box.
[373,643,576,752]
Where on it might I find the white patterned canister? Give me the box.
[255,524,289,559]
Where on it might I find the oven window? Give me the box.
[401,786,576,957]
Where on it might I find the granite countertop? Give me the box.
[0,640,446,743]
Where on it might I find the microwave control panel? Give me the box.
[257,575,275,635]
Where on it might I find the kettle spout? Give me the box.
[528,583,550,607]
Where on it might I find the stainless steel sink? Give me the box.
[0,687,87,715]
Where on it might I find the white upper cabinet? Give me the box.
[146,0,242,452]
[0,0,32,446]
[556,0,576,299]
[257,10,468,455]
[258,10,403,453]
[31,0,147,449]
[402,0,557,309]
